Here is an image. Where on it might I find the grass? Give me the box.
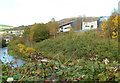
[0,25,13,30]
[0,26,10,29]
[5,29,119,81]
[33,29,118,63]
[8,51,29,61]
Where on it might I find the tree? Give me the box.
[0,38,7,48]
[33,24,50,42]
[46,21,59,38]
[22,23,50,44]
[100,20,108,37]
[107,11,119,38]
[23,26,32,45]
[100,10,119,39]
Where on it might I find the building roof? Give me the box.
[83,19,98,22]
[59,21,73,27]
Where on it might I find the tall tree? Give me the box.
[107,11,119,38]
[32,24,50,42]
[46,21,59,38]
[100,10,119,39]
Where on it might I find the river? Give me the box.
[0,47,26,68]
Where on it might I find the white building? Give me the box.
[8,30,24,36]
[58,18,100,32]
[59,22,72,32]
[0,31,7,34]
[82,21,98,30]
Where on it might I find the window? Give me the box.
[91,25,93,28]
[85,25,89,27]
[64,27,68,29]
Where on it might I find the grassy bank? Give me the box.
[5,29,119,81]
[33,29,118,63]
[8,51,29,61]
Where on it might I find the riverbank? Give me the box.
[8,51,29,61]
[0,47,26,69]
[5,30,119,81]
[2,53,119,81]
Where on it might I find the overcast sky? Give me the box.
[0,0,119,26]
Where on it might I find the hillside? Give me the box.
[0,24,13,27]
[0,24,14,30]
[58,17,100,25]
[33,29,118,62]
[7,29,119,81]
[8,29,118,62]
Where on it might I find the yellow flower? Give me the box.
[25,47,35,55]
[17,44,26,52]
[112,35,117,39]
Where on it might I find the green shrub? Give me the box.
[33,24,50,42]
[0,38,7,47]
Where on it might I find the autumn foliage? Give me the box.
[100,11,119,39]
[17,43,36,57]
[46,21,59,38]
[25,47,36,55]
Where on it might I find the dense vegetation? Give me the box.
[4,29,119,82]
[33,30,118,62]
[2,55,119,81]
[0,38,7,48]
[2,11,120,82]
[100,11,119,39]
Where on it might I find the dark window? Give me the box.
[85,25,89,27]
[91,25,93,28]
[64,27,68,29]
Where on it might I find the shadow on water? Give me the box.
[0,47,26,69]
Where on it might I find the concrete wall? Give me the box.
[82,21,97,30]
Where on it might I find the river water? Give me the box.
[0,47,26,68]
